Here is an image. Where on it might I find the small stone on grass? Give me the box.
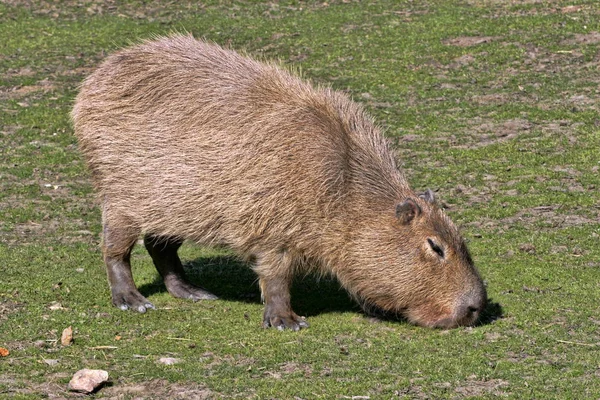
[68,368,109,393]
[61,326,73,346]
[158,357,181,365]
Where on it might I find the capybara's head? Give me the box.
[344,190,486,329]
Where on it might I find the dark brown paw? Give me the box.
[111,289,155,313]
[165,279,218,301]
[262,311,309,331]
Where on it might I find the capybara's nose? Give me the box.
[431,289,486,329]
[454,288,487,326]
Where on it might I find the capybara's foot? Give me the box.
[262,307,309,331]
[111,288,155,313]
[164,278,218,301]
[144,235,218,301]
[257,271,306,330]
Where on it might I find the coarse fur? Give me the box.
[72,34,486,330]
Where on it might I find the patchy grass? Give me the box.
[1,0,600,398]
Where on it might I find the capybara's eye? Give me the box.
[427,238,445,258]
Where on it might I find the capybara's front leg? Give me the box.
[143,235,217,301]
[103,223,155,313]
[255,251,308,331]
[260,277,308,331]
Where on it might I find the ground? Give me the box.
[1,0,600,398]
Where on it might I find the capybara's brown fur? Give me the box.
[72,35,486,330]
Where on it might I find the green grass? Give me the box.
[1,0,600,398]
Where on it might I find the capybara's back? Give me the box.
[73,35,486,330]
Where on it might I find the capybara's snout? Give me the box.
[431,286,487,329]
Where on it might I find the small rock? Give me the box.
[61,326,73,346]
[48,302,64,311]
[44,359,59,366]
[158,357,181,365]
[68,369,109,393]
[484,332,502,341]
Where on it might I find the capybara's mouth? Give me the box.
[359,299,482,329]
[409,303,483,329]
[424,312,480,329]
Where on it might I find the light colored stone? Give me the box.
[61,326,73,346]
[68,368,109,393]
[158,357,181,365]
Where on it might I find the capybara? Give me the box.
[72,34,486,330]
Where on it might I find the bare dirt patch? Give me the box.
[1,125,19,136]
[467,1,594,17]
[561,32,600,46]
[263,361,313,379]
[406,118,584,151]
[394,383,430,399]
[471,93,511,105]
[446,53,478,69]
[428,118,534,150]
[1,374,215,399]
[466,0,556,4]
[12,219,95,243]
[280,361,313,377]
[443,36,501,47]
[2,0,206,21]
[2,66,37,78]
[453,184,494,205]
[102,379,215,399]
[0,298,23,322]
[469,205,600,232]
[0,80,56,101]
[454,376,510,397]
[0,372,71,399]
[465,118,533,148]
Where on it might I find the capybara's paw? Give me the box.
[165,279,218,301]
[262,312,309,331]
[112,289,155,313]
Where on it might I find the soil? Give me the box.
[443,36,501,47]
[102,379,215,399]
[1,1,599,398]
[454,376,510,397]
[468,205,600,233]
[0,374,216,399]
[0,299,23,322]
[561,32,600,45]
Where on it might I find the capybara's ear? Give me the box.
[395,198,421,225]
[419,189,436,204]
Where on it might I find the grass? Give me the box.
[1,0,600,398]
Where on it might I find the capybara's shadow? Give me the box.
[478,299,504,326]
[138,255,503,326]
[137,254,359,317]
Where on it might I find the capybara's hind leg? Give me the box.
[143,235,218,301]
[103,223,155,313]
[255,251,309,331]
